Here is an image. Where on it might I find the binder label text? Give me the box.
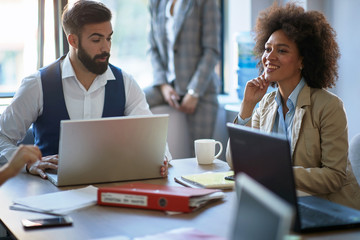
[101,192,148,206]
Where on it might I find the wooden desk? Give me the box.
[1,158,360,240]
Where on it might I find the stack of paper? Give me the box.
[11,185,98,215]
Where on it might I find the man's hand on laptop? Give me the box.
[26,155,58,179]
[160,157,169,178]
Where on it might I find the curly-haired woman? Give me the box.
[226,2,360,209]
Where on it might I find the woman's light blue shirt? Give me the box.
[238,78,305,145]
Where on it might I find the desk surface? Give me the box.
[1,158,360,240]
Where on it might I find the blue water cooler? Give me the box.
[236,32,258,100]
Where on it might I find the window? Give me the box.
[0,0,57,98]
[0,0,38,95]
[0,0,224,97]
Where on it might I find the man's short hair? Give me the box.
[62,0,112,36]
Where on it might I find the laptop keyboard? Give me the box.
[299,202,352,227]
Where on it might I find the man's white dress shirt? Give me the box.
[0,54,171,162]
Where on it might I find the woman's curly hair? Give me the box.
[253,2,340,89]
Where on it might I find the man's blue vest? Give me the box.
[33,56,125,156]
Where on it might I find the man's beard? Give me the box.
[77,42,110,75]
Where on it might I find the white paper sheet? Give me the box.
[11,185,98,215]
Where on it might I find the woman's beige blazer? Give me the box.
[226,84,360,209]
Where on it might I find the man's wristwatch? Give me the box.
[187,89,199,98]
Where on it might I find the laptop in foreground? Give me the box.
[230,172,294,240]
[46,114,169,187]
[227,123,360,233]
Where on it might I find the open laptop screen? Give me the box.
[230,173,294,240]
[227,123,298,207]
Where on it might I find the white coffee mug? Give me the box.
[194,139,223,165]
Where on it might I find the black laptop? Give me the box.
[227,123,360,233]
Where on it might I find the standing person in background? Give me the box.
[226,2,360,210]
[145,0,221,154]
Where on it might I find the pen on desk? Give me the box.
[224,175,235,181]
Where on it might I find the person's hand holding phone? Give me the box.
[160,84,180,109]
[171,95,180,108]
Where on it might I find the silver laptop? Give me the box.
[230,172,294,240]
[46,114,169,186]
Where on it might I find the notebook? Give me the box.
[175,171,235,189]
[46,114,169,187]
[230,172,294,240]
[227,123,360,233]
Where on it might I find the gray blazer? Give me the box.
[148,0,221,97]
